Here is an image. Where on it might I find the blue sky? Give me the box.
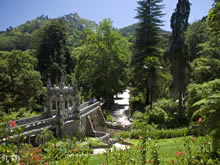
[0,0,213,31]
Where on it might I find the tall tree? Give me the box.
[74,19,130,109]
[36,20,72,84]
[131,0,164,110]
[0,50,43,113]
[169,0,190,121]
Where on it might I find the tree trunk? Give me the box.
[150,88,153,111]
[178,90,183,122]
[145,81,150,106]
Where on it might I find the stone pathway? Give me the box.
[111,90,131,126]
[93,90,132,154]
[93,143,129,154]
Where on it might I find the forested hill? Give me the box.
[0,12,172,51]
[0,13,97,51]
[119,23,171,42]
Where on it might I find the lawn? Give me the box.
[88,136,192,165]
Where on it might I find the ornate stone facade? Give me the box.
[44,74,80,137]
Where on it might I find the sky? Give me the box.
[0,0,213,31]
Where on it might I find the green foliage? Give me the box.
[74,19,130,108]
[35,20,72,84]
[128,128,188,139]
[119,23,137,43]
[87,137,105,146]
[186,79,220,152]
[190,57,220,83]
[0,13,97,52]
[207,2,220,34]
[0,109,40,123]
[185,18,210,61]
[0,50,43,113]
[146,106,168,126]
[130,88,145,113]
[143,98,180,128]
[193,93,220,152]
[35,129,54,145]
[132,110,144,120]
[199,2,220,60]
[113,131,130,139]
[40,138,91,164]
[103,109,114,122]
[186,79,220,120]
[131,0,164,108]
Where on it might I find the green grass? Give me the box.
[88,136,193,164]
[89,155,104,165]
[128,136,188,164]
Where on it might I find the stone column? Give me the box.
[44,97,50,117]
[56,95,65,137]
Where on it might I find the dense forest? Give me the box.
[0,0,220,163]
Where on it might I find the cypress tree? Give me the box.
[169,0,190,121]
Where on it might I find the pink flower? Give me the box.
[50,144,54,148]
[147,160,152,163]
[139,136,142,140]
[9,120,16,128]
[132,144,135,147]
[192,137,196,141]
[31,155,36,160]
[176,151,182,157]
[198,118,202,122]
[44,163,48,165]
[36,148,41,153]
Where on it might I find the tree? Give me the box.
[190,57,220,84]
[131,0,164,110]
[185,18,210,62]
[74,19,130,109]
[36,20,72,84]
[0,50,43,113]
[199,1,220,60]
[168,0,190,121]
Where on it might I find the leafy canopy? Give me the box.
[74,19,130,108]
[0,50,43,113]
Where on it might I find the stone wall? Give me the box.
[61,119,80,137]
[80,106,106,136]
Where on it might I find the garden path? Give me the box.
[93,143,129,154]
[111,89,131,126]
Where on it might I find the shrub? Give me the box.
[113,131,130,139]
[102,109,114,122]
[150,128,189,139]
[145,99,180,128]
[132,111,143,120]
[146,106,168,126]
[87,138,104,146]
[129,88,145,113]
[129,127,188,139]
